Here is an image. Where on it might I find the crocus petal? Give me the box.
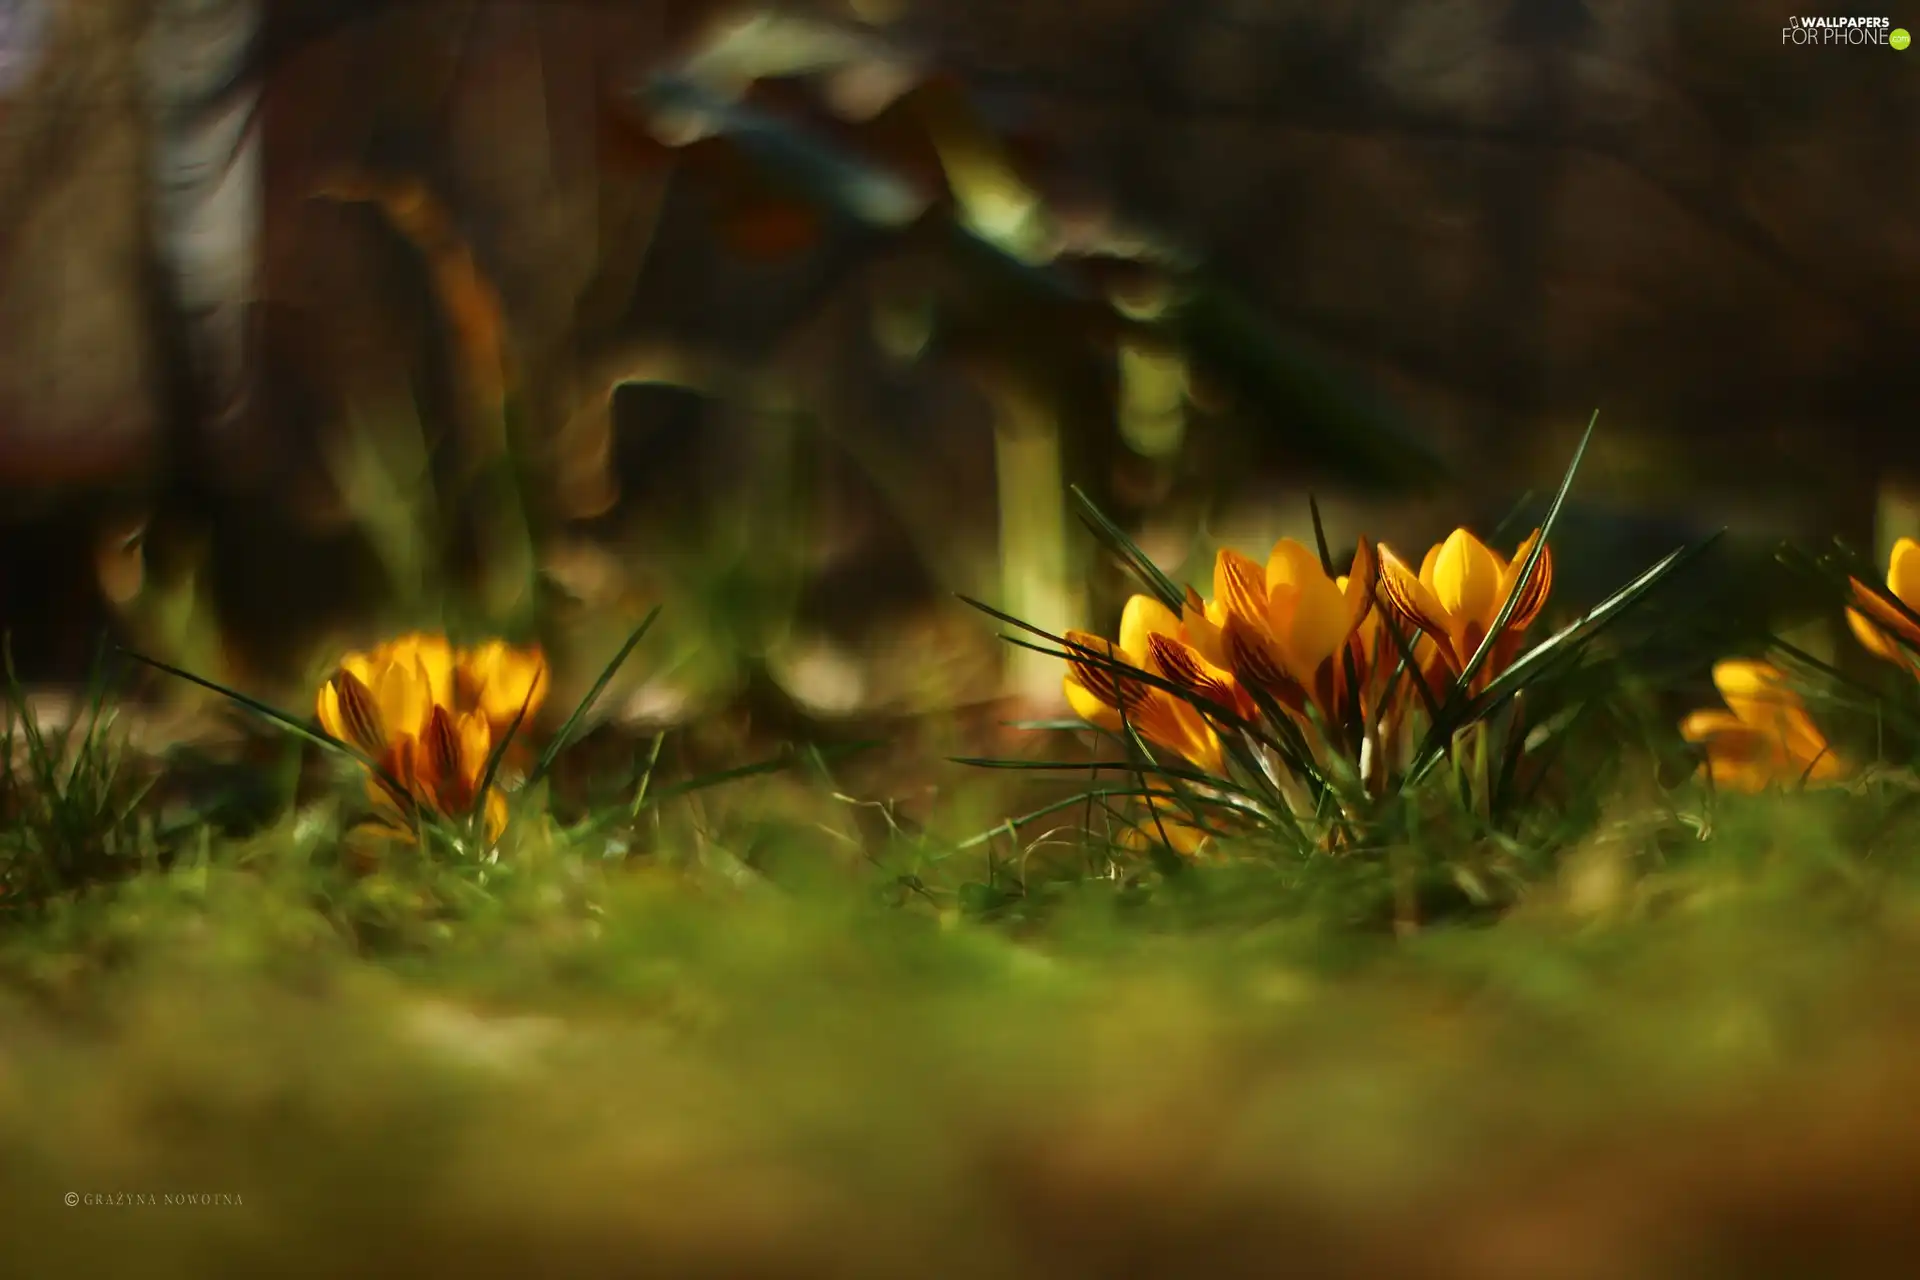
[1181,586,1229,669]
[1063,630,1131,713]
[1220,612,1306,710]
[1707,660,1839,780]
[1800,744,1848,783]
[418,704,465,810]
[1704,754,1775,795]
[374,656,433,741]
[1119,595,1182,664]
[1679,708,1750,745]
[1339,569,1388,669]
[1267,584,1342,682]
[383,734,424,811]
[339,649,380,690]
[1681,711,1790,793]
[1335,572,1358,628]
[1768,708,1833,771]
[1428,529,1505,634]
[1167,706,1228,775]
[1163,699,1226,775]
[1101,678,1221,773]
[1849,540,1920,655]
[1378,545,1459,669]
[364,773,416,831]
[1418,542,1443,593]
[482,789,510,844]
[457,710,493,786]
[1262,538,1331,598]
[1495,531,1553,633]
[319,671,385,756]
[1713,660,1799,730]
[1266,539,1352,676]
[1342,538,1379,633]
[1215,548,1274,632]
[462,640,549,731]
[1126,785,1214,857]
[1849,582,1920,652]
[1890,537,1920,611]
[316,680,349,746]
[395,632,456,707]
[1846,607,1903,663]
[1065,673,1124,732]
[1146,632,1240,716]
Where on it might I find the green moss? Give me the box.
[0,777,1918,1276]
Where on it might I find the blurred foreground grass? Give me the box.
[4,778,1920,1278]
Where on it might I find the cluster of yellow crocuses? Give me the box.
[315,631,548,842]
[1062,525,1554,844]
[1682,537,1920,793]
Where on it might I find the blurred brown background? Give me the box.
[0,0,1914,717]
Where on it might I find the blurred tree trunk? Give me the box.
[0,0,157,494]
[142,0,263,480]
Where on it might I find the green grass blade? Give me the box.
[527,605,661,789]
[1371,592,1444,727]
[628,731,668,820]
[1068,487,1186,612]
[1107,688,1190,877]
[1311,495,1373,750]
[116,647,360,763]
[568,738,883,843]
[1767,637,1920,742]
[952,756,1157,772]
[3,634,61,793]
[473,681,539,818]
[1402,411,1599,784]
[568,743,878,840]
[1456,409,1598,697]
[950,756,1243,794]
[1473,533,1722,714]
[116,645,425,817]
[954,785,1188,851]
[1786,538,1920,656]
[1487,489,1539,548]
[958,597,1282,751]
[1307,495,1339,576]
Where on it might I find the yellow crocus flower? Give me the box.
[316,631,548,843]
[1062,595,1239,776]
[1846,536,1920,678]
[1377,527,1552,693]
[1679,660,1846,793]
[1117,782,1218,858]
[457,637,551,736]
[1211,536,1377,725]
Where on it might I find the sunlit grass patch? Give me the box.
[6,513,1920,1277]
[0,637,161,914]
[3,786,1920,1275]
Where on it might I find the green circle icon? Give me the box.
[1894,27,1912,49]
